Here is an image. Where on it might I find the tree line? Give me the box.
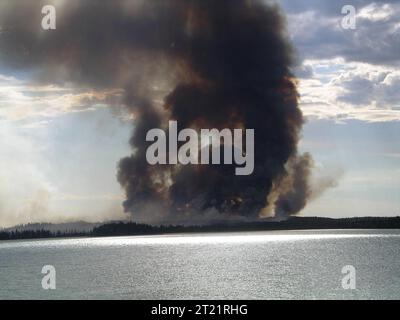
[1,216,400,241]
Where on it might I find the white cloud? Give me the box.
[0,74,123,125]
[358,3,394,22]
[297,58,400,122]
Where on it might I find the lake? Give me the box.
[0,229,399,299]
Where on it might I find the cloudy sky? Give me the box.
[0,0,399,227]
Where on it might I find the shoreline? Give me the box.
[2,216,400,242]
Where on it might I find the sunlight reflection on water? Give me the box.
[1,230,400,299]
[1,230,400,249]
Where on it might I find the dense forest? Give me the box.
[1,216,400,241]
[0,229,87,240]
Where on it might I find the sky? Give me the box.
[0,0,399,227]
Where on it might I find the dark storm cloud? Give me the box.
[0,0,322,223]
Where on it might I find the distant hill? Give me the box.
[1,216,400,241]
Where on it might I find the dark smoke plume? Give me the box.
[0,0,326,223]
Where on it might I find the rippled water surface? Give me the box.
[1,229,399,299]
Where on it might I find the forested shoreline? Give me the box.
[1,216,400,241]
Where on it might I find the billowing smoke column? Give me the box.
[118,0,308,222]
[0,0,317,223]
